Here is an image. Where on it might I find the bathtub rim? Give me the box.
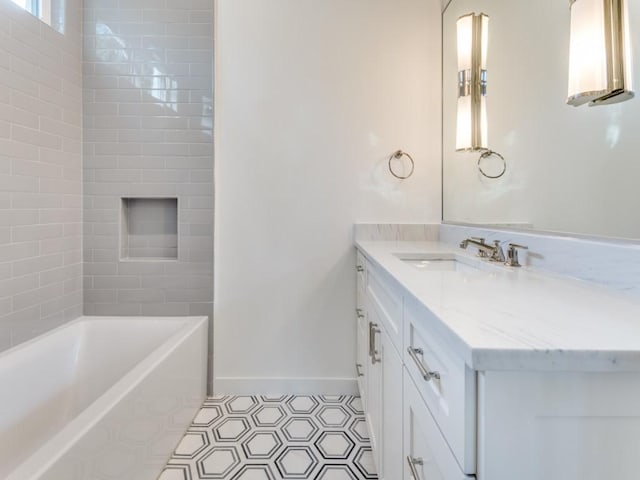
[5,315,208,480]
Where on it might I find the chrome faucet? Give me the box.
[459,237,505,262]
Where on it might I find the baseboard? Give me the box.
[212,377,359,395]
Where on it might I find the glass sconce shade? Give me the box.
[567,0,634,106]
[456,13,489,151]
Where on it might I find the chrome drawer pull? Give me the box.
[356,363,364,377]
[368,322,375,359]
[407,456,424,480]
[407,346,440,381]
[356,308,365,318]
[369,322,381,364]
[356,265,364,272]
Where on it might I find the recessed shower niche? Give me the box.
[120,198,178,261]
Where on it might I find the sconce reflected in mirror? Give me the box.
[567,0,634,106]
[456,13,505,179]
[456,12,489,151]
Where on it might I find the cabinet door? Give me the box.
[404,369,473,480]
[366,304,403,480]
[366,317,382,471]
[478,370,640,480]
[356,310,368,406]
[380,323,403,480]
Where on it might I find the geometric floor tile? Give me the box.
[345,397,364,416]
[285,396,319,415]
[315,405,350,428]
[352,447,377,480]
[159,464,193,480]
[225,396,260,415]
[242,431,283,459]
[261,395,289,403]
[213,418,251,443]
[315,431,355,459]
[252,405,287,427]
[160,395,377,479]
[173,432,210,459]
[319,395,345,404]
[348,418,370,444]
[316,464,360,480]
[280,417,319,443]
[233,464,277,479]
[275,446,318,478]
[197,447,240,478]
[192,406,224,427]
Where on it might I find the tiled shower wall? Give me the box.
[82,0,214,358]
[0,1,83,351]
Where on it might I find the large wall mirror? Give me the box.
[442,0,640,241]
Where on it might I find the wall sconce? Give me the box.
[567,0,634,106]
[456,12,489,151]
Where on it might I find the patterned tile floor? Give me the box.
[158,395,378,480]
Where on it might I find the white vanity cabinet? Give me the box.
[356,245,640,480]
[356,255,477,480]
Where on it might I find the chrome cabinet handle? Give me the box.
[369,322,381,364]
[406,456,424,480]
[356,265,364,272]
[368,322,374,358]
[356,363,364,377]
[407,346,440,381]
[356,308,364,318]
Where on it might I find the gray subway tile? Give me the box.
[82,1,213,318]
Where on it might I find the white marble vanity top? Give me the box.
[357,240,640,372]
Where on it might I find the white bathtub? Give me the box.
[0,316,208,480]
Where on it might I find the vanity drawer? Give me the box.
[404,369,474,480]
[366,263,403,355]
[404,297,476,474]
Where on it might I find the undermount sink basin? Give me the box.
[393,253,492,273]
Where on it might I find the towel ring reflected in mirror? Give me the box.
[388,150,415,180]
[477,149,506,179]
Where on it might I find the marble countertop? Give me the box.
[357,240,640,372]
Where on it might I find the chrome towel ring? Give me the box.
[477,149,506,179]
[388,150,415,180]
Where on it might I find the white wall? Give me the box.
[0,0,83,352]
[214,0,442,393]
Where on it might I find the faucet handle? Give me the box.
[471,237,489,258]
[491,240,506,262]
[505,243,528,267]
